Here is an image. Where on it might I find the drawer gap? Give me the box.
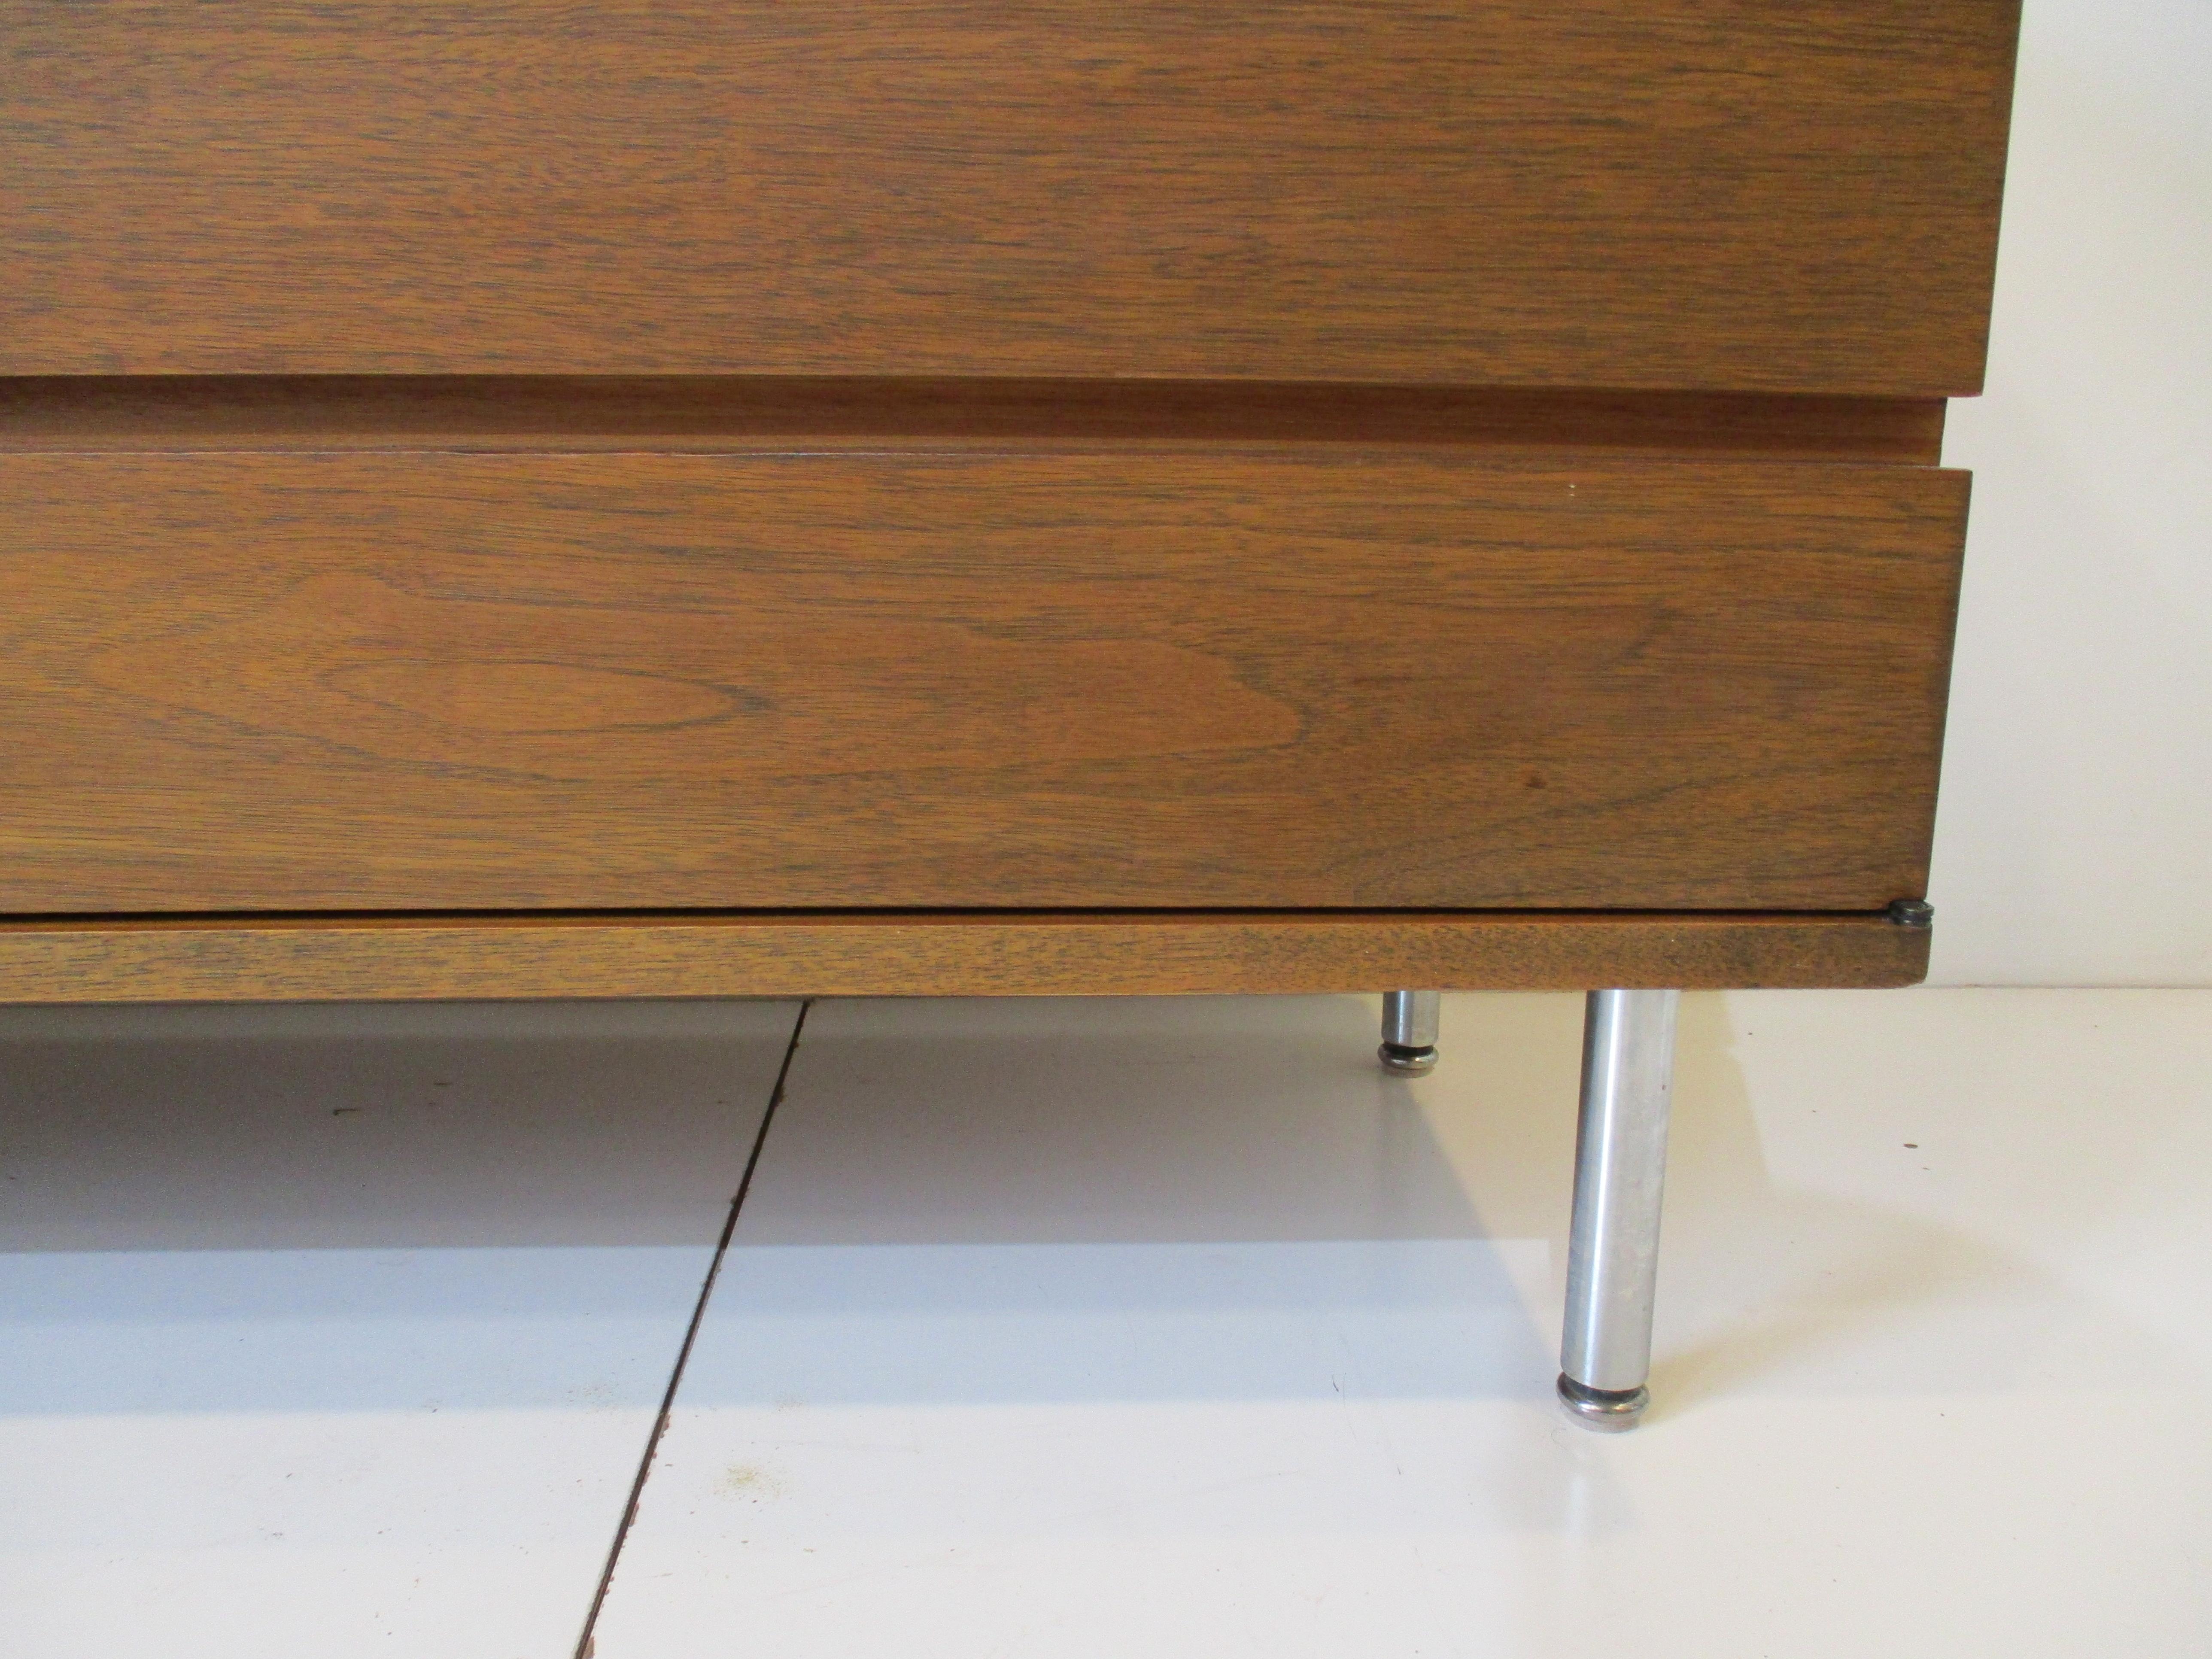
[1,377,1943,465]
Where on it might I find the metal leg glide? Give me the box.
[1378,990,1441,1075]
[1558,988,1680,1431]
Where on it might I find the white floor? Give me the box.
[3,990,2207,1657]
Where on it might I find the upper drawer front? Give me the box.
[1,448,1965,914]
[2,0,2018,392]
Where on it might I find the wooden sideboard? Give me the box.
[0,1,2020,1423]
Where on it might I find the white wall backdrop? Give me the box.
[1928,0,2211,985]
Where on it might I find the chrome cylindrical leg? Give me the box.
[1558,988,1679,1431]
[1379,990,1441,1075]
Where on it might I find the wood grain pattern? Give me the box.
[0,0,2019,392]
[0,378,1950,465]
[0,912,1932,1003]
[1,447,1966,915]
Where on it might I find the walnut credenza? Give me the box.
[0,1,2020,1426]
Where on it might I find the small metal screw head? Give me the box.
[1887,898,1935,930]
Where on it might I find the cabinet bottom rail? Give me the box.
[0,908,1928,1003]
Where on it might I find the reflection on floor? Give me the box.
[4,991,2207,1658]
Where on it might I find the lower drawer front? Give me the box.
[0,448,1965,913]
